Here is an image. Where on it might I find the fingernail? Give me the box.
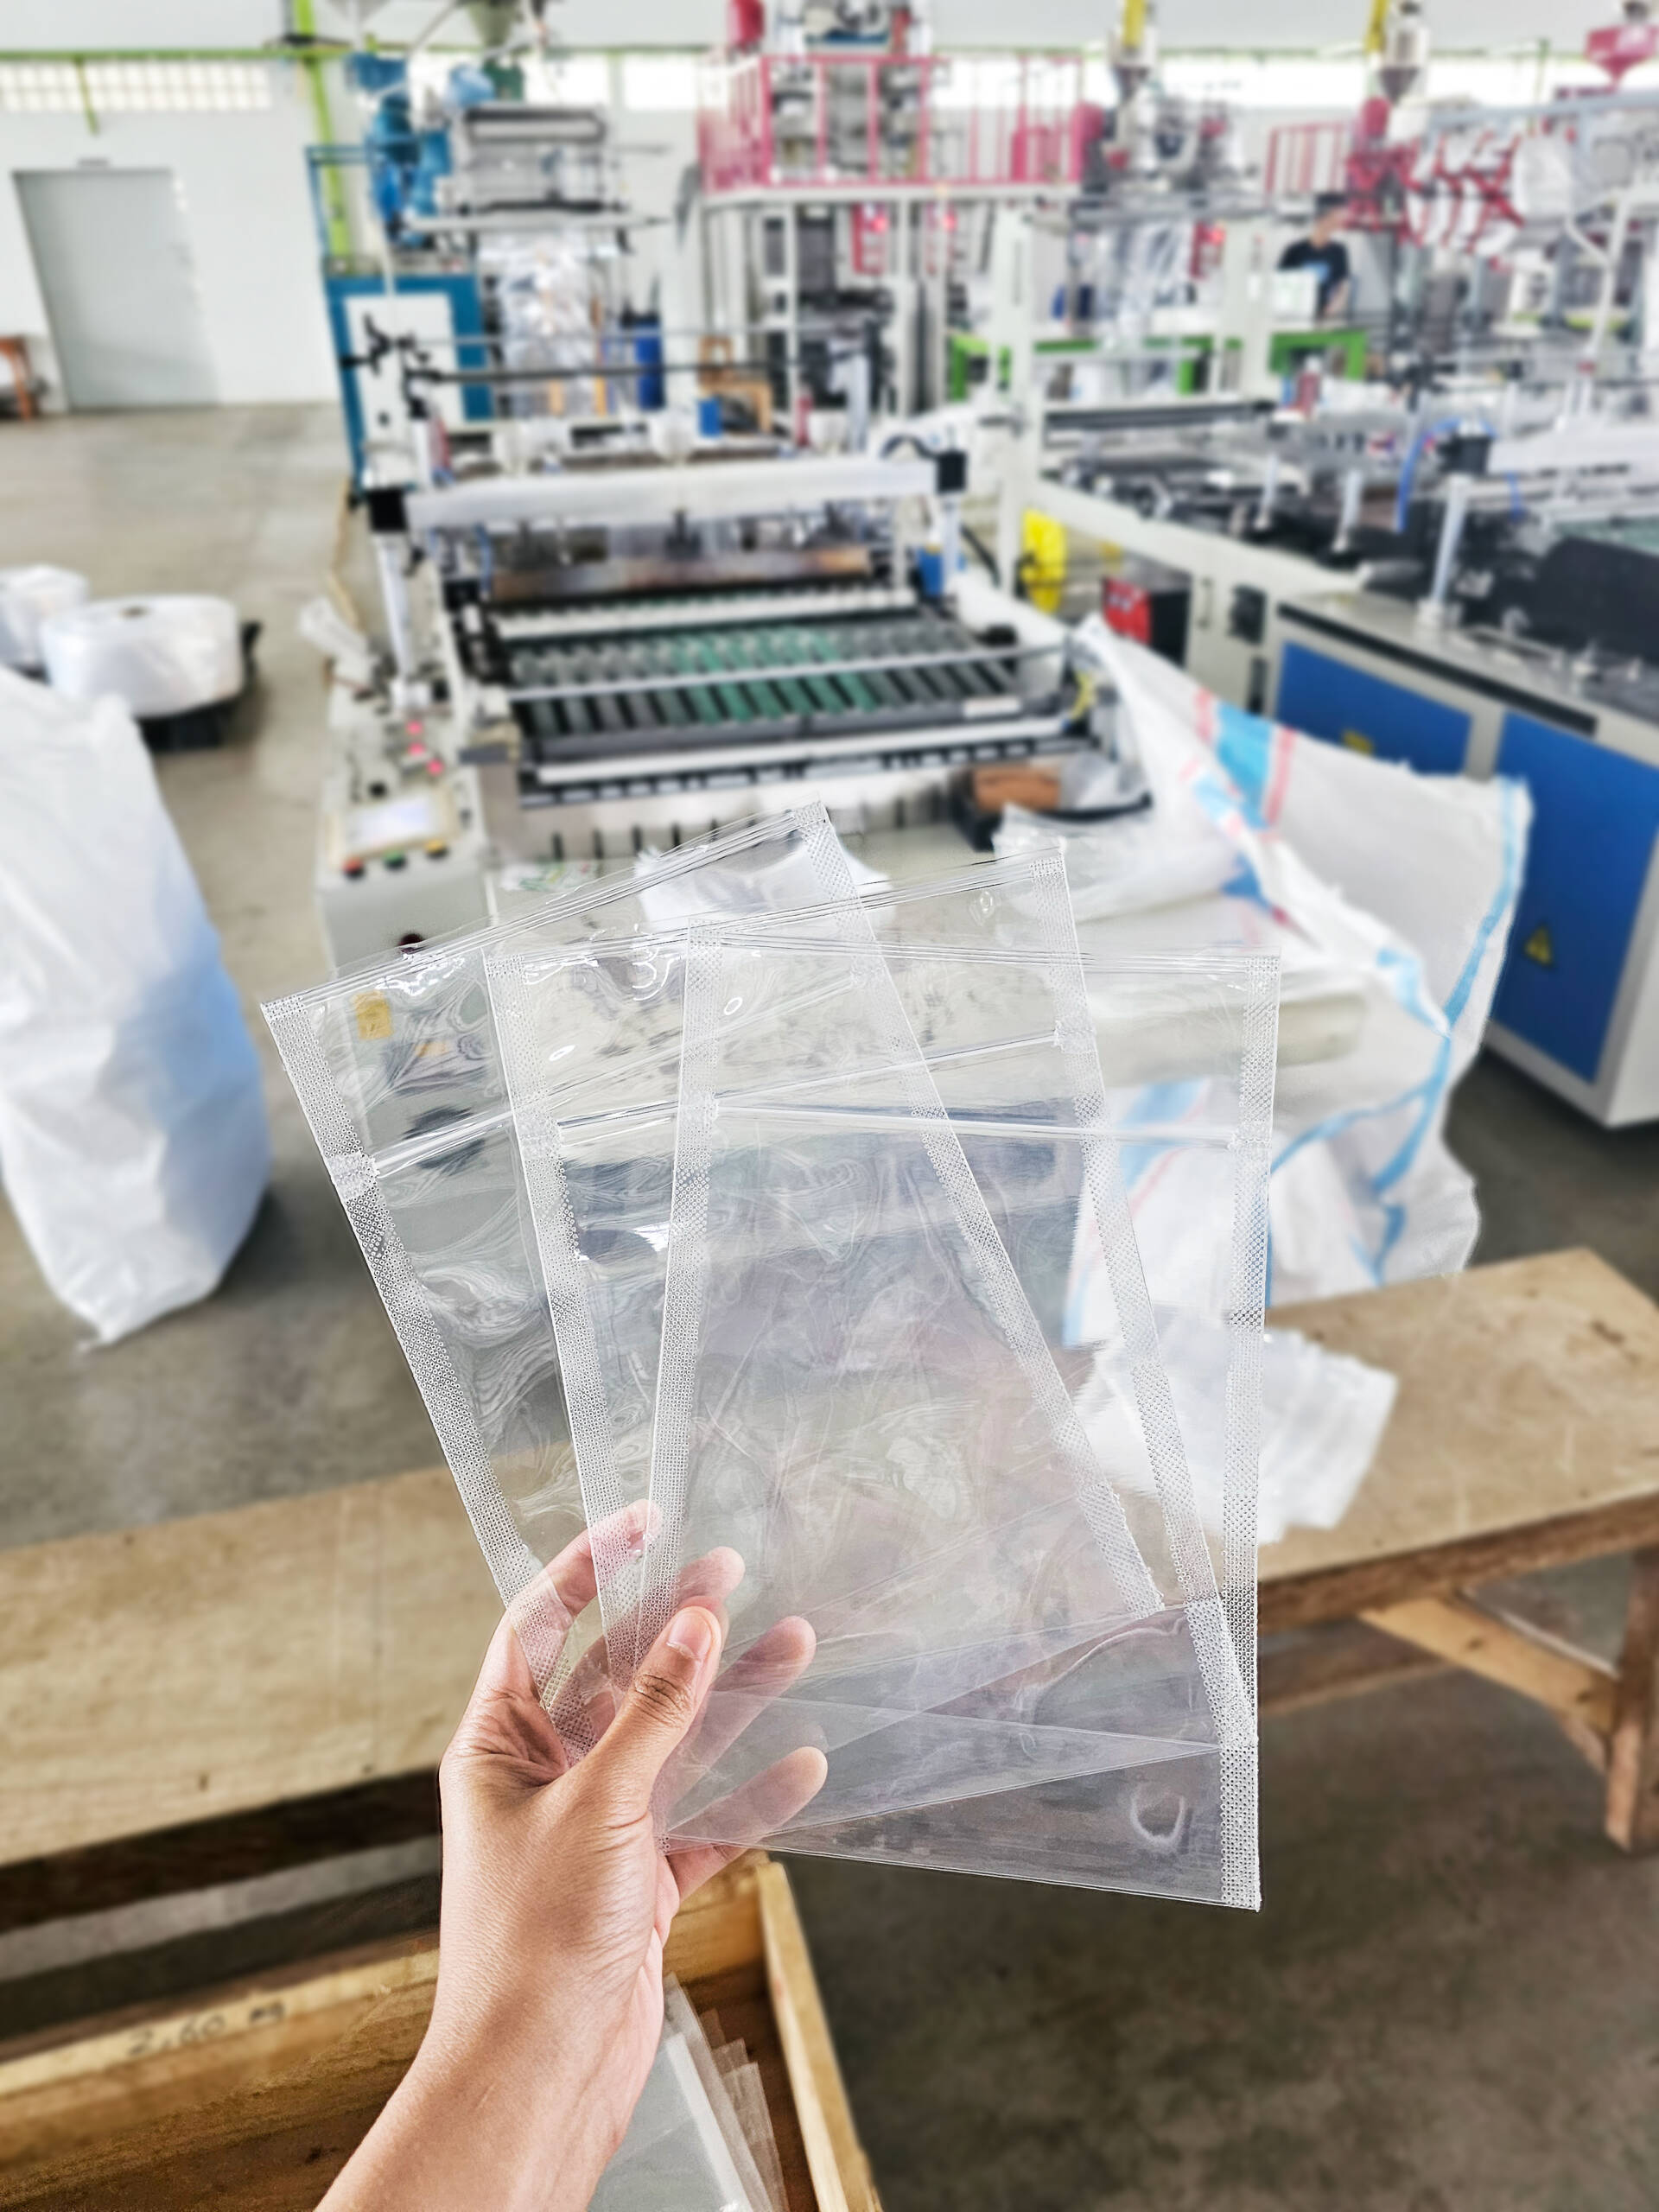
[666,1608,716,1667]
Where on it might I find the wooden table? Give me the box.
[1262,1247,1659,1850]
[3,1248,1657,1930]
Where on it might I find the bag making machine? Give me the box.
[317,447,1090,966]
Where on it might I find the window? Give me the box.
[623,54,700,111]
[1163,56,1366,109]
[0,60,273,114]
[933,57,1026,112]
[530,54,611,105]
[0,63,80,111]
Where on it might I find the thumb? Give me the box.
[590,1606,723,1815]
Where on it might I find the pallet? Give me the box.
[0,1853,877,2212]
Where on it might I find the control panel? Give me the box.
[315,685,492,969]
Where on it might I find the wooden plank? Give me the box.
[0,1775,440,1938]
[1258,1621,1446,1718]
[1262,1250,1659,1630]
[0,1939,437,2209]
[1359,1594,1619,1736]
[0,1471,499,1868]
[1262,1495,1659,1635]
[757,1859,881,2212]
[8,1249,1655,1874]
[1606,1548,1659,1853]
[0,1855,865,2212]
[0,1944,435,2101]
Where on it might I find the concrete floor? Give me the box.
[0,407,439,1546]
[3,408,1657,2208]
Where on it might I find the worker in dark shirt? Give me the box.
[1278,193,1353,319]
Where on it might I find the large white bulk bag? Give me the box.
[41,594,241,719]
[0,565,88,670]
[1057,625,1531,1305]
[0,670,270,1340]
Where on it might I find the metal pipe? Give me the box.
[1420,473,1471,625]
[1254,450,1281,531]
[373,536,416,677]
[938,493,963,584]
[1334,464,1364,551]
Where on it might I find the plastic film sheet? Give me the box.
[0,564,86,670]
[632,925,1256,1904]
[483,853,1216,1648]
[1073,949,1279,1721]
[484,862,1274,1653]
[591,2029,762,2212]
[269,810,1278,1904]
[263,806,864,1741]
[661,1981,775,2212]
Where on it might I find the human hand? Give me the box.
[320,1516,824,2212]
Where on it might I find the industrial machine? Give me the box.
[1271,515,1659,1128]
[1001,372,1659,1126]
[317,443,1089,967]
[305,0,1659,1122]
[696,2,1106,424]
[311,42,655,484]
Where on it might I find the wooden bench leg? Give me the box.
[1605,1548,1659,1853]
[1359,1593,1618,1739]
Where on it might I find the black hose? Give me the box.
[960,522,1000,587]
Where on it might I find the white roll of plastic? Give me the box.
[0,564,88,670]
[41,594,242,719]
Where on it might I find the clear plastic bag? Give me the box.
[1069,949,1279,1724]
[270,811,1279,1902]
[772,938,1280,1741]
[484,855,1230,1694]
[264,806,862,1736]
[661,1981,776,2212]
[591,2028,763,2212]
[635,925,1256,1904]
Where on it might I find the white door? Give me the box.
[16,168,218,409]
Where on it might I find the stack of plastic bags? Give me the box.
[265,800,1281,1909]
[593,1982,787,2212]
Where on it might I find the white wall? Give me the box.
[0,73,337,406]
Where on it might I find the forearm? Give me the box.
[320,2034,611,2212]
